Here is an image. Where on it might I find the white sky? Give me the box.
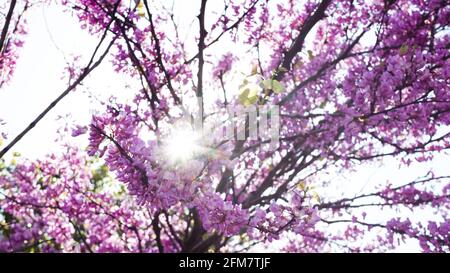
[0,1,448,252]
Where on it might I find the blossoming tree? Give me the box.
[0,0,449,252]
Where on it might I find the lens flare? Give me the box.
[163,128,201,164]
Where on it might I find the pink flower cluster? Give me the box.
[386,218,450,252]
[0,1,28,87]
[0,147,162,252]
[212,53,235,78]
[196,192,248,236]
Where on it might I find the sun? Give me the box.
[163,128,202,164]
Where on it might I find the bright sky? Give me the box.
[0,1,448,252]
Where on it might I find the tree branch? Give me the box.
[0,24,117,159]
[0,0,16,53]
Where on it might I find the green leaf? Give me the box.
[278,66,288,73]
[262,79,285,94]
[312,191,321,203]
[272,80,285,93]
[250,64,258,75]
[239,79,249,89]
[238,85,259,106]
[262,79,271,90]
[399,44,409,56]
[297,181,306,191]
[137,1,145,17]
